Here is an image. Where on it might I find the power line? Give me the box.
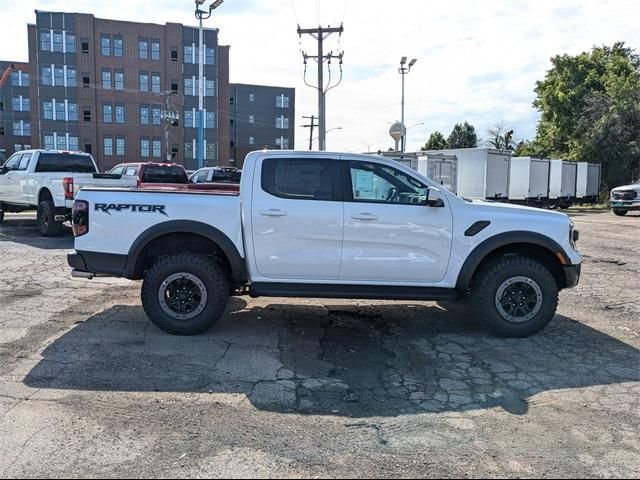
[297,23,344,151]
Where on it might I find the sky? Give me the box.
[1,0,638,152]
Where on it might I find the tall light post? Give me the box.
[312,127,343,147]
[398,56,417,153]
[195,0,223,169]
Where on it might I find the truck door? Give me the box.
[0,154,22,203]
[251,156,343,280]
[15,152,33,204]
[340,159,453,284]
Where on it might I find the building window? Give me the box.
[205,111,215,129]
[103,103,113,123]
[12,96,29,112]
[69,136,79,151]
[140,105,150,125]
[104,137,113,156]
[275,137,290,149]
[67,68,77,87]
[114,71,124,90]
[41,67,53,86]
[139,38,148,59]
[116,136,125,156]
[11,71,28,87]
[171,81,178,93]
[185,142,194,160]
[205,80,215,97]
[276,95,290,108]
[152,107,161,126]
[152,138,161,158]
[206,47,215,65]
[184,78,194,96]
[113,35,123,57]
[249,93,255,102]
[81,41,89,53]
[53,32,64,52]
[276,116,289,129]
[102,69,112,90]
[184,45,193,63]
[171,49,178,61]
[54,67,64,87]
[56,134,66,150]
[66,34,76,53]
[55,101,65,121]
[68,103,78,121]
[249,115,255,124]
[44,134,55,150]
[139,72,149,92]
[82,75,90,88]
[249,136,254,145]
[151,39,160,60]
[151,73,161,93]
[83,107,91,122]
[115,104,125,124]
[101,35,111,56]
[184,110,194,128]
[41,31,51,51]
[43,101,54,120]
[13,121,30,136]
[206,142,216,161]
[141,138,150,157]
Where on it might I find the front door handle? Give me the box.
[351,213,379,221]
[259,209,288,217]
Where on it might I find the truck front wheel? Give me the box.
[37,201,64,236]
[141,253,229,335]
[612,209,628,216]
[471,256,559,338]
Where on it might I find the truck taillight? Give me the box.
[72,200,89,237]
[63,177,74,200]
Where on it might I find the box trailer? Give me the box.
[426,148,511,200]
[417,153,458,194]
[576,162,601,203]
[508,157,551,206]
[549,159,577,208]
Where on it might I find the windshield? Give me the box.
[141,165,188,184]
[35,153,97,173]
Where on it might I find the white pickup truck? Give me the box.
[0,149,137,235]
[68,150,582,338]
[609,178,640,216]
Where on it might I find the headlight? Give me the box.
[569,220,579,250]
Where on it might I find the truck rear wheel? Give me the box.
[612,209,628,216]
[141,253,229,335]
[37,201,64,236]
[471,256,559,338]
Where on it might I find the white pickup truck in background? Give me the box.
[0,149,137,235]
[68,150,582,338]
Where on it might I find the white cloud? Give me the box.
[1,0,638,152]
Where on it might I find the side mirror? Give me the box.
[426,187,445,208]
[0,166,7,175]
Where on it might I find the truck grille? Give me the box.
[612,190,637,200]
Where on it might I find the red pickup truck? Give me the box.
[108,162,239,193]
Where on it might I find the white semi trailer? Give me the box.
[576,162,602,204]
[508,157,551,206]
[417,153,458,194]
[549,160,577,208]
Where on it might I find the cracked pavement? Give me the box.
[0,211,639,478]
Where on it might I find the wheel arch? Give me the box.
[456,232,570,291]
[125,220,247,285]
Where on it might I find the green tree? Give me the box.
[532,42,640,189]
[447,122,478,149]
[421,131,447,151]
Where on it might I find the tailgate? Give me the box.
[72,174,138,194]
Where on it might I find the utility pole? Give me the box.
[302,115,318,150]
[161,91,179,163]
[298,24,344,151]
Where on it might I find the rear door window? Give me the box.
[34,153,97,173]
[141,165,188,184]
[261,158,337,201]
[109,166,125,176]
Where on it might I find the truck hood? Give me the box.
[464,199,569,220]
[611,183,640,193]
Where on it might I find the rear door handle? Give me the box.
[259,209,288,217]
[351,213,379,221]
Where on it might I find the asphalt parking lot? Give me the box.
[0,210,638,478]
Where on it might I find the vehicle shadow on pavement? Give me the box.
[0,216,74,249]
[24,299,640,418]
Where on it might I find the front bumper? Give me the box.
[564,263,581,289]
[609,200,640,211]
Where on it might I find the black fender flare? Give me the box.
[455,231,570,290]
[124,220,247,284]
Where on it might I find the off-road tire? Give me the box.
[37,200,64,236]
[471,256,559,338]
[141,253,229,335]
[613,209,628,216]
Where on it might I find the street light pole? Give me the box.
[398,57,417,153]
[195,0,224,169]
